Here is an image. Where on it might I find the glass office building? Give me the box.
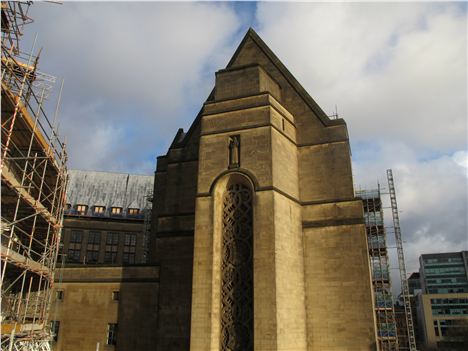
[420,251,468,294]
[417,251,468,350]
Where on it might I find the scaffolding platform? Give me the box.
[1,2,67,351]
[357,186,399,351]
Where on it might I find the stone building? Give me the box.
[50,28,377,351]
[61,169,153,265]
[151,28,377,351]
[49,266,159,351]
[50,170,157,351]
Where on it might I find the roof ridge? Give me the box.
[69,169,153,177]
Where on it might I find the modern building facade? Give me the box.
[357,188,398,350]
[419,252,468,295]
[408,272,422,295]
[407,272,423,348]
[151,28,377,351]
[416,251,468,350]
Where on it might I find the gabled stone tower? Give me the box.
[151,29,377,351]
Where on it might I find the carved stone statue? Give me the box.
[228,135,240,168]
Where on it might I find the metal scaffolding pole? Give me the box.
[357,186,399,351]
[386,169,417,351]
[1,2,67,351]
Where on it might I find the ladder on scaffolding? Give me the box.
[386,169,417,351]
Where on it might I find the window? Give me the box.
[56,290,64,301]
[220,184,253,350]
[107,323,117,345]
[93,206,105,215]
[127,208,140,216]
[112,291,119,301]
[67,231,83,262]
[123,233,136,264]
[86,231,101,264]
[111,207,122,216]
[51,320,60,342]
[105,232,120,263]
[76,204,88,215]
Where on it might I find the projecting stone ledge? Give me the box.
[56,265,160,283]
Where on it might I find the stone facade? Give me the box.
[49,266,159,351]
[49,170,157,351]
[151,29,377,350]
[60,217,148,265]
[60,170,153,265]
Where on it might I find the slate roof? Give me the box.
[66,169,153,211]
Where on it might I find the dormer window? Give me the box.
[76,204,88,215]
[128,208,140,216]
[94,206,105,215]
[111,207,122,216]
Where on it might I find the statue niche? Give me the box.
[228,135,240,169]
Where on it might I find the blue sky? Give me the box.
[22,2,467,292]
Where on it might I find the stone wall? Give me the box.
[153,28,377,351]
[49,266,159,351]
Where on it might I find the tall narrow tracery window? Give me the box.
[221,183,253,351]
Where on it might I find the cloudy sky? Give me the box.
[23,1,467,290]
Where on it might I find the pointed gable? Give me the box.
[219,28,348,146]
[227,29,333,124]
[172,28,348,149]
[153,27,375,350]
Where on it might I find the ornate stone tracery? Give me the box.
[220,183,253,351]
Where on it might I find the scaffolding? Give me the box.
[386,169,417,351]
[357,186,398,351]
[1,2,68,351]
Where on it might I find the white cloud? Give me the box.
[453,150,468,172]
[256,2,466,151]
[354,142,467,247]
[60,100,125,171]
[256,2,467,293]
[353,143,467,294]
[21,3,466,289]
[26,2,242,171]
